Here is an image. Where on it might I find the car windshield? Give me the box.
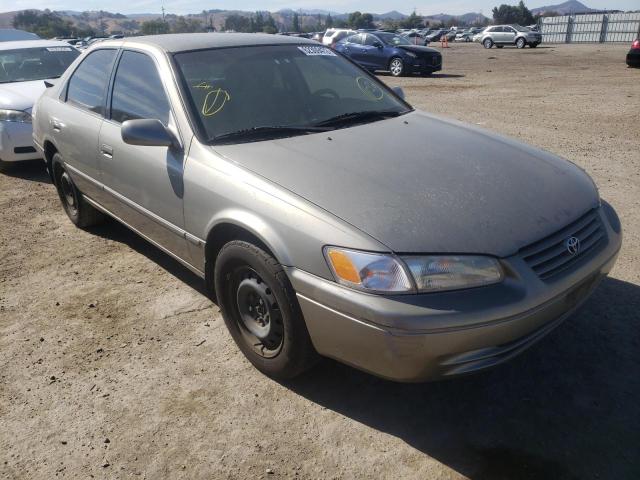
[174,44,411,144]
[0,46,79,84]
[375,33,412,46]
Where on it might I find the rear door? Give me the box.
[53,48,117,200]
[98,49,190,261]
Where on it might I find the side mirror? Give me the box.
[121,119,178,148]
[392,86,405,100]
[373,41,383,48]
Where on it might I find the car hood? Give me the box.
[397,45,440,55]
[0,79,48,111]
[213,111,599,257]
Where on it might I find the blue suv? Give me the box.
[335,31,442,77]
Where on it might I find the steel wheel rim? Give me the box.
[60,171,78,214]
[390,59,402,75]
[484,40,492,48]
[517,39,525,48]
[234,266,284,358]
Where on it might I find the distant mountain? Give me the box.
[376,10,407,20]
[530,0,596,15]
[424,12,489,24]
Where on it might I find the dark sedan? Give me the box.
[627,39,640,67]
[335,31,442,76]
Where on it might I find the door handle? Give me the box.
[100,144,113,158]
[51,119,64,132]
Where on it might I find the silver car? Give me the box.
[480,24,542,49]
[33,34,621,382]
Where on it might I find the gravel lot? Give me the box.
[1,43,638,480]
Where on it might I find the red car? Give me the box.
[627,39,640,67]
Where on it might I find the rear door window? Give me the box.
[110,50,170,125]
[66,49,117,115]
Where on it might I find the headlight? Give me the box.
[0,109,32,123]
[403,255,503,292]
[324,247,414,293]
[405,51,417,58]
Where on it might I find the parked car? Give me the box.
[0,40,79,171]
[322,28,357,49]
[33,33,621,382]
[445,30,458,42]
[455,27,483,42]
[425,29,448,42]
[479,24,542,48]
[335,31,442,76]
[626,39,640,67]
[0,29,40,42]
[401,31,428,46]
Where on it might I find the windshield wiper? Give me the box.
[313,110,404,128]
[212,125,330,144]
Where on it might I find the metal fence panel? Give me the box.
[540,12,640,43]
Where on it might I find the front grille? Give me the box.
[520,208,606,281]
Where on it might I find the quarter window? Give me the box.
[110,51,170,125]
[66,49,117,115]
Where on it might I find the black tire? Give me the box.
[483,38,493,49]
[530,43,538,48]
[516,37,526,49]
[0,160,8,173]
[389,57,405,77]
[214,240,318,379]
[52,153,104,228]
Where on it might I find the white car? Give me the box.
[0,40,79,171]
[321,28,357,48]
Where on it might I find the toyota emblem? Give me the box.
[565,236,581,255]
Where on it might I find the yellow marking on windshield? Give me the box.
[356,76,384,101]
[202,88,231,117]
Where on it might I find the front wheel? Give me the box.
[214,240,318,379]
[483,38,493,49]
[516,37,526,49]
[389,57,405,77]
[0,160,8,173]
[530,43,538,48]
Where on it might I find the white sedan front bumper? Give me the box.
[0,121,40,162]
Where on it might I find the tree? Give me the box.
[347,11,374,29]
[492,1,534,25]
[263,13,277,33]
[325,14,333,28]
[400,11,424,29]
[292,12,300,32]
[224,14,252,32]
[141,19,170,34]
[13,10,79,38]
[171,16,202,33]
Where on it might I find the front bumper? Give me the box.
[0,121,40,162]
[410,57,442,73]
[288,205,622,382]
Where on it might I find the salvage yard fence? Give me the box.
[540,12,640,43]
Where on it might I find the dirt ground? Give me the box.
[1,43,639,480]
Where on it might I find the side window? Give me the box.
[110,51,170,125]
[66,49,117,115]
[348,34,364,45]
[363,35,379,46]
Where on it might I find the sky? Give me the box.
[2,0,636,16]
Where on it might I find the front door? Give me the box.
[98,49,190,261]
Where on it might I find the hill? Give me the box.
[530,0,596,15]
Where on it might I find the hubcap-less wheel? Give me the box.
[483,39,493,49]
[234,267,284,358]
[516,38,526,49]
[389,58,403,76]
[59,171,78,215]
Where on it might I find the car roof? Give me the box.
[0,39,76,51]
[105,33,317,53]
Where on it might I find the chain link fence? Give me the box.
[540,12,640,43]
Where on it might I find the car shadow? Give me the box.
[87,218,208,298]
[280,276,640,480]
[1,160,50,183]
[377,72,465,79]
[76,217,640,478]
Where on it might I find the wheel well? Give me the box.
[204,223,276,299]
[43,141,58,181]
